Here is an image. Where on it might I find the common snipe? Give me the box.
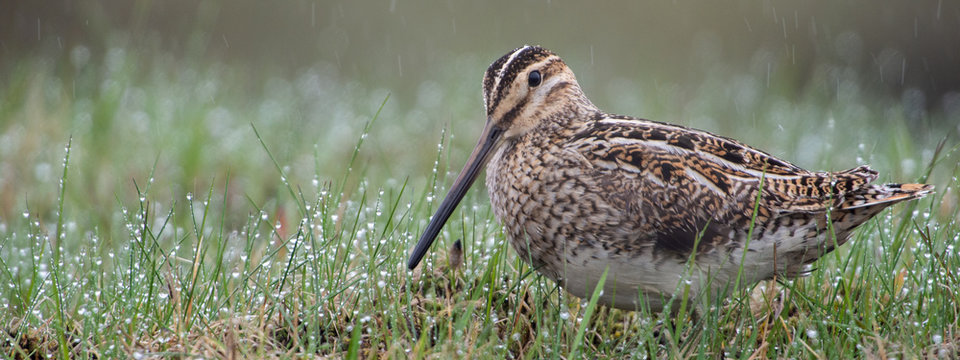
[407,45,933,312]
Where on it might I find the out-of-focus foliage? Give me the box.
[3,0,959,115]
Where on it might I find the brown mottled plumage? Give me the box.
[407,46,933,311]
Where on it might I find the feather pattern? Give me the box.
[408,46,933,312]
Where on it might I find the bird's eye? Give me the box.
[528,70,542,87]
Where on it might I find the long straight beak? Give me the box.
[407,121,505,270]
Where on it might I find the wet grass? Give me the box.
[1,48,959,359]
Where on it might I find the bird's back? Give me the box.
[489,114,933,309]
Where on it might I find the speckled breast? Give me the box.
[484,134,636,288]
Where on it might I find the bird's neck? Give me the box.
[541,93,601,132]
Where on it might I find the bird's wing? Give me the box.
[565,115,879,254]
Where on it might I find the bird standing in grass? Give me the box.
[407,45,933,312]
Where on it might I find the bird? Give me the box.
[406,45,934,312]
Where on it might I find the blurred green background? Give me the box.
[5,0,959,102]
[1,0,958,234]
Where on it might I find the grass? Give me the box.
[0,46,958,359]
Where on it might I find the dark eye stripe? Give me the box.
[487,47,554,111]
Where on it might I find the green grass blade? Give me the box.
[51,136,73,360]
[571,266,609,358]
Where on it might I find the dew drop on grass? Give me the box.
[938,349,950,358]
